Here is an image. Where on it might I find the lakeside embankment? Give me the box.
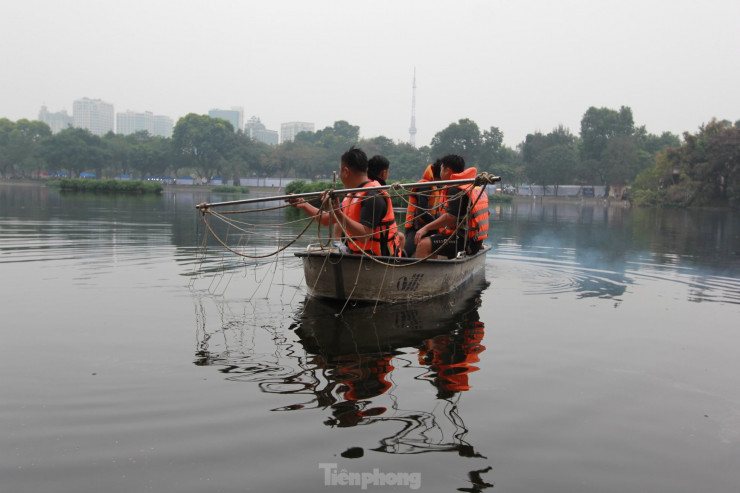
[1,179,631,206]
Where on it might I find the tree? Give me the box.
[38,127,105,177]
[580,106,635,163]
[522,125,578,188]
[633,119,740,207]
[0,118,16,178]
[430,118,482,162]
[478,126,505,173]
[704,120,740,200]
[0,119,51,177]
[172,113,234,181]
[128,135,173,178]
[634,127,680,155]
[103,133,132,177]
[529,145,577,194]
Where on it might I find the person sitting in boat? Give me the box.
[290,146,403,257]
[367,154,390,186]
[412,154,489,259]
[403,159,442,257]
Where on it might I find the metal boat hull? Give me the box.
[295,245,488,303]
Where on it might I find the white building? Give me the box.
[245,116,279,145]
[73,97,114,136]
[280,121,315,143]
[154,115,173,138]
[117,110,155,136]
[116,110,173,138]
[208,107,243,133]
[38,106,73,133]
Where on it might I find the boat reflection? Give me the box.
[194,272,494,489]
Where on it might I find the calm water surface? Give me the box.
[1,183,739,493]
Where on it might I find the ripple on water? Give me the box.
[490,242,740,304]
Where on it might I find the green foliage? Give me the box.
[631,119,740,207]
[212,185,250,194]
[0,118,52,177]
[488,193,513,203]
[2,111,736,213]
[580,106,635,163]
[632,166,662,192]
[285,180,337,195]
[430,118,482,161]
[172,113,234,182]
[38,127,106,178]
[52,178,163,194]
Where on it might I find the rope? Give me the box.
[198,172,496,265]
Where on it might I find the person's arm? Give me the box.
[414,186,464,243]
[414,192,435,226]
[414,212,456,244]
[288,194,333,227]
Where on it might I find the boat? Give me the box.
[293,269,489,355]
[296,244,489,303]
[196,172,499,304]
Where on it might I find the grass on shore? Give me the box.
[49,178,163,194]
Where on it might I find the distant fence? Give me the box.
[516,185,607,197]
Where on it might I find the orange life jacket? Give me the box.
[404,164,442,230]
[440,167,489,242]
[342,180,401,257]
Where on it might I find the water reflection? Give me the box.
[194,274,494,490]
[489,201,740,304]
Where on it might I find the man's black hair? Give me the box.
[440,154,465,174]
[341,146,368,173]
[368,155,390,181]
[432,159,442,180]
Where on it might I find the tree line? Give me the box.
[1,106,738,206]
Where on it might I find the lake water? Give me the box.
[1,183,739,493]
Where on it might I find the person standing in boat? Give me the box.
[289,146,402,257]
[403,159,442,257]
[412,154,489,259]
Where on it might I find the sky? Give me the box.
[2,0,739,148]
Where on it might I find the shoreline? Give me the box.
[0,178,628,204]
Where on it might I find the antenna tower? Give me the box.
[408,68,417,147]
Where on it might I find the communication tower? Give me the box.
[409,69,417,147]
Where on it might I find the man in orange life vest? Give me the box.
[403,159,442,257]
[367,154,390,186]
[413,154,488,259]
[290,146,402,257]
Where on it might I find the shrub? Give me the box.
[53,178,162,194]
[213,185,250,194]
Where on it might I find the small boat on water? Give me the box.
[294,270,489,355]
[296,244,489,303]
[196,172,498,304]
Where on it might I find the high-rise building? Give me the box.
[73,97,114,136]
[153,115,173,138]
[38,106,73,134]
[208,107,243,133]
[245,116,279,145]
[117,111,155,136]
[280,121,315,143]
[116,110,173,138]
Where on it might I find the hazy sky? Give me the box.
[2,0,739,147]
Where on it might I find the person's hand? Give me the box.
[414,226,427,244]
[286,194,305,210]
[320,191,340,213]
